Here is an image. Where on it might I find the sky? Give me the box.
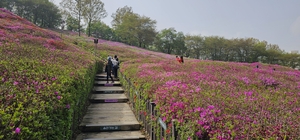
[52,0,300,52]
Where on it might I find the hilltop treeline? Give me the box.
[1,0,299,68]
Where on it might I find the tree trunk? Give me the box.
[78,0,81,37]
[88,1,92,37]
[78,12,81,36]
[88,20,91,37]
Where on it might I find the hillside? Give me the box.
[98,39,300,139]
[0,8,102,139]
[1,8,300,139]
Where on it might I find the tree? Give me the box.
[154,28,177,54]
[82,0,107,37]
[280,53,300,68]
[250,40,267,62]
[60,0,84,36]
[114,12,139,45]
[265,44,283,64]
[203,36,223,60]
[37,1,62,28]
[111,6,133,28]
[66,14,84,31]
[60,9,70,30]
[9,0,62,28]
[111,6,157,47]
[0,0,16,11]
[87,21,114,40]
[173,32,185,55]
[134,16,157,48]
[111,6,135,44]
[185,35,204,59]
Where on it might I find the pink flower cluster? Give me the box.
[99,42,300,139]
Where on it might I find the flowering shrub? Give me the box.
[0,9,102,139]
[2,7,298,139]
[98,40,300,139]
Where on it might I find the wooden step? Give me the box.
[83,114,136,119]
[76,73,145,140]
[85,104,133,114]
[85,110,135,115]
[80,124,140,132]
[80,103,140,132]
[76,131,146,140]
[93,87,124,93]
[95,77,120,81]
[80,115,140,132]
[95,73,108,78]
[90,94,128,103]
[94,81,121,86]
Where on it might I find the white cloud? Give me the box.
[290,16,300,35]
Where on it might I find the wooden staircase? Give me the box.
[76,73,146,140]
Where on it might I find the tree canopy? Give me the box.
[111,6,157,48]
[1,0,62,28]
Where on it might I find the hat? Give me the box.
[107,56,112,60]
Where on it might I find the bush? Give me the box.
[0,9,102,140]
[98,40,300,139]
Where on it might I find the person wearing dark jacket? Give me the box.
[180,56,184,63]
[105,57,114,83]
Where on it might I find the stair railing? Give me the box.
[120,72,181,140]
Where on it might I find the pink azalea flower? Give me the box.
[13,81,18,85]
[66,104,70,109]
[15,127,20,134]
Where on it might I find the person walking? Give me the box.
[113,55,119,78]
[180,56,184,63]
[176,56,182,63]
[111,57,118,78]
[105,57,114,83]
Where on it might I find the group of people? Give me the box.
[105,55,119,83]
[105,55,185,83]
[176,56,184,63]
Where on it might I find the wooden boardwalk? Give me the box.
[76,73,145,140]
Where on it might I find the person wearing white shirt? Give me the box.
[111,58,118,77]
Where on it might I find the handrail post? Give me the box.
[150,102,156,140]
[138,92,142,121]
[172,119,178,140]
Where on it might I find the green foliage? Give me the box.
[185,34,204,58]
[60,0,85,36]
[3,0,62,28]
[66,14,85,33]
[82,0,107,37]
[154,28,183,54]
[111,6,157,48]
[0,9,102,140]
[87,21,114,40]
[0,44,99,140]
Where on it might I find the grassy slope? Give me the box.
[0,8,102,139]
[97,40,300,139]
